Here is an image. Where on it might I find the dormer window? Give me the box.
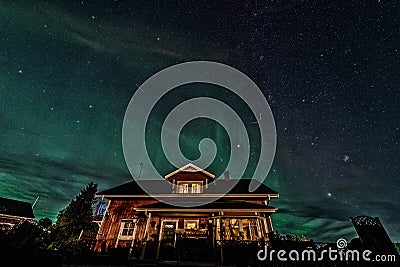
[182,184,189,193]
[192,183,199,193]
[166,164,213,194]
[177,181,203,193]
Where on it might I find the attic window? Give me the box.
[192,184,199,193]
[177,182,202,193]
[181,184,189,193]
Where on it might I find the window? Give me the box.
[177,181,203,193]
[184,220,199,230]
[180,183,189,193]
[120,220,135,236]
[216,218,261,241]
[96,202,107,216]
[191,183,199,193]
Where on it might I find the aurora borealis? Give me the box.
[0,1,399,243]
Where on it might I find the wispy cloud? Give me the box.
[0,151,130,220]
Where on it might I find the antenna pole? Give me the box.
[32,196,39,208]
[138,162,143,179]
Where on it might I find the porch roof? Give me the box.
[135,200,277,213]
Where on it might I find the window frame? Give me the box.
[118,219,136,240]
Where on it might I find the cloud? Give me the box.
[0,2,231,68]
[0,151,130,220]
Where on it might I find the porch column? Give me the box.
[140,212,152,260]
[219,213,224,265]
[238,219,243,240]
[156,218,163,260]
[115,220,124,248]
[256,216,263,240]
[128,219,139,258]
[212,217,217,265]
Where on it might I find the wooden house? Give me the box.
[92,163,279,261]
[0,196,35,231]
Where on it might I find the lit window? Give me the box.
[179,183,189,193]
[177,182,202,193]
[185,220,199,230]
[192,184,199,193]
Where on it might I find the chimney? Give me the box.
[224,171,230,181]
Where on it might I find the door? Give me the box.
[158,220,178,260]
[160,220,178,243]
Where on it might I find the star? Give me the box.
[327,193,332,197]
[343,155,350,162]
[18,69,23,74]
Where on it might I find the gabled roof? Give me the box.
[96,179,278,197]
[164,163,215,179]
[0,196,35,219]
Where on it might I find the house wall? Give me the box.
[0,216,24,230]
[94,197,274,252]
[94,198,158,252]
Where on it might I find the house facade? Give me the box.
[92,163,279,262]
[0,196,35,231]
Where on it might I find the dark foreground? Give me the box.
[1,242,398,267]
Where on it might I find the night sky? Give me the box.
[1,1,399,243]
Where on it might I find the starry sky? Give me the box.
[0,1,399,243]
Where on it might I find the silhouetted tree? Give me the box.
[38,217,53,229]
[394,242,400,256]
[271,230,310,242]
[51,181,98,256]
[36,217,56,250]
[9,220,45,249]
